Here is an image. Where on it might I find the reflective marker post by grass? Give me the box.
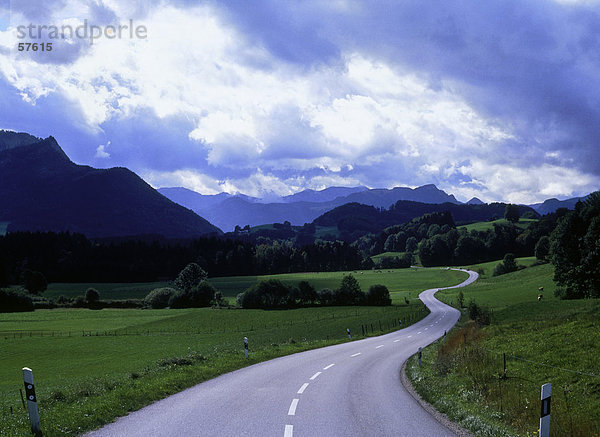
[22,367,41,436]
[540,383,551,437]
[244,337,248,359]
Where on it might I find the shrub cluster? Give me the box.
[374,253,413,269]
[143,263,227,309]
[467,300,491,326]
[0,288,34,312]
[144,287,177,309]
[236,274,392,309]
[492,253,519,276]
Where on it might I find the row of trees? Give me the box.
[237,274,392,309]
[551,193,600,299]
[0,232,363,285]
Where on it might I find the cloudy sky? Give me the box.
[1,0,599,203]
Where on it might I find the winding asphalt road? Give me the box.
[87,269,478,437]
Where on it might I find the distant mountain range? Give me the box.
[159,182,591,231]
[158,184,461,231]
[528,197,586,215]
[1,129,589,239]
[0,131,221,238]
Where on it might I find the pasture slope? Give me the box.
[407,258,600,436]
[0,268,465,435]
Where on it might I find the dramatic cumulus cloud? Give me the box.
[0,0,598,203]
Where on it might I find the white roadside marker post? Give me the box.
[244,337,248,359]
[346,328,351,339]
[540,383,551,437]
[22,367,41,436]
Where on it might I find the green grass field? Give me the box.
[47,267,467,306]
[407,260,600,436]
[458,218,537,232]
[0,268,467,436]
[45,282,169,300]
[371,251,407,261]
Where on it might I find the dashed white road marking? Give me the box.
[297,383,309,394]
[288,399,299,415]
[407,335,412,338]
[323,363,335,370]
[424,328,428,331]
[351,352,362,357]
[310,372,322,380]
[417,331,422,334]
[375,345,384,349]
[393,339,401,343]
[284,424,294,437]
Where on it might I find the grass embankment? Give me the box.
[1,268,467,436]
[407,258,600,436]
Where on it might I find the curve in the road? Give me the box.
[87,269,478,437]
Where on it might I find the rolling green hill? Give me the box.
[408,261,600,437]
[458,218,537,232]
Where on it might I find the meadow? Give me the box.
[407,259,600,436]
[46,267,466,306]
[1,267,466,436]
[457,217,537,232]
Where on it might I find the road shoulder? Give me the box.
[400,359,473,437]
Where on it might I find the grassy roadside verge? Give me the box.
[406,260,600,437]
[3,305,425,436]
[3,338,353,436]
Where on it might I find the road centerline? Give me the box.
[350,352,361,357]
[284,424,293,437]
[310,371,322,380]
[288,399,299,415]
[375,345,384,349]
[323,363,335,370]
[297,383,309,394]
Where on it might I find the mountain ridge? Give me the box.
[0,133,222,238]
[159,184,462,231]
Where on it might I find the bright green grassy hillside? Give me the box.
[458,218,537,232]
[371,251,407,260]
[408,261,600,437]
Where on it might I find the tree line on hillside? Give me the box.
[550,192,600,299]
[0,233,363,285]
[2,192,598,306]
[353,208,567,267]
[312,200,539,242]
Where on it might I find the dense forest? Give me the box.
[0,232,363,285]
